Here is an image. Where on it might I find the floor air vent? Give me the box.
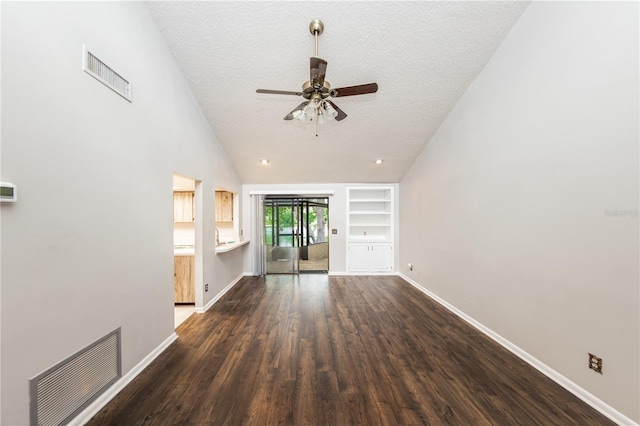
[82,45,131,102]
[30,328,121,426]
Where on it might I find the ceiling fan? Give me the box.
[256,19,378,128]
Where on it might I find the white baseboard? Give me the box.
[196,273,245,313]
[397,273,637,426]
[329,271,396,276]
[73,273,246,424]
[74,332,178,425]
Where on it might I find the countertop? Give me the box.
[215,239,250,254]
[173,240,250,255]
[174,246,195,256]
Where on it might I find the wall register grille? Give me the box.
[82,45,131,101]
[30,328,121,426]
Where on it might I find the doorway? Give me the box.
[264,197,329,274]
[172,174,199,328]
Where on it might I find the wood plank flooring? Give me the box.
[88,275,614,425]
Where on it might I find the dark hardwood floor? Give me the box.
[88,274,614,425]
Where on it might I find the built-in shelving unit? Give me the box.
[347,186,394,273]
[347,187,393,242]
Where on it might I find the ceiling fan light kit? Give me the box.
[256,19,378,136]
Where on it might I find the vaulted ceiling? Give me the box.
[146,1,529,184]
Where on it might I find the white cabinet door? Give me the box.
[369,243,393,272]
[348,243,370,272]
[348,243,393,272]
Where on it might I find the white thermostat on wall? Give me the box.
[0,182,17,203]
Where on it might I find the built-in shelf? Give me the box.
[347,186,394,273]
[347,186,393,242]
[349,212,391,215]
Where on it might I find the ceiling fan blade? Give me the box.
[257,89,304,96]
[330,82,378,97]
[327,100,347,121]
[284,101,310,120]
[310,57,327,89]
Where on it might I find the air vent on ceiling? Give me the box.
[83,45,131,102]
[30,328,122,426]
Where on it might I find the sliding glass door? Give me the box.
[264,197,329,274]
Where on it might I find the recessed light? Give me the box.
[260,159,270,165]
[375,159,383,164]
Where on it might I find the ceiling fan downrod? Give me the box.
[309,19,324,57]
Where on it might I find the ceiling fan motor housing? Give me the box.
[302,80,331,99]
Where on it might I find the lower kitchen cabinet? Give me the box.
[347,242,393,273]
[174,255,195,303]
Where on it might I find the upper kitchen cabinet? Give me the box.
[215,191,233,222]
[174,191,194,223]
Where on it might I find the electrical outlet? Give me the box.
[588,353,602,374]
[408,263,413,271]
[332,229,338,234]
[205,283,209,292]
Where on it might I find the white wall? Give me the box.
[174,223,195,245]
[216,222,235,243]
[399,2,638,422]
[242,183,400,275]
[0,2,242,424]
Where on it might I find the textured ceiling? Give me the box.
[146,1,529,184]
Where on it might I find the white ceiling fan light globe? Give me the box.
[317,108,326,126]
[306,101,318,121]
[324,101,338,120]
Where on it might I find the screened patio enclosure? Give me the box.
[264,197,329,274]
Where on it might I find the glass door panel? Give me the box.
[264,197,329,274]
[265,201,298,274]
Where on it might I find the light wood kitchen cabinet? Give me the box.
[215,191,233,222]
[174,255,195,303]
[174,192,194,223]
